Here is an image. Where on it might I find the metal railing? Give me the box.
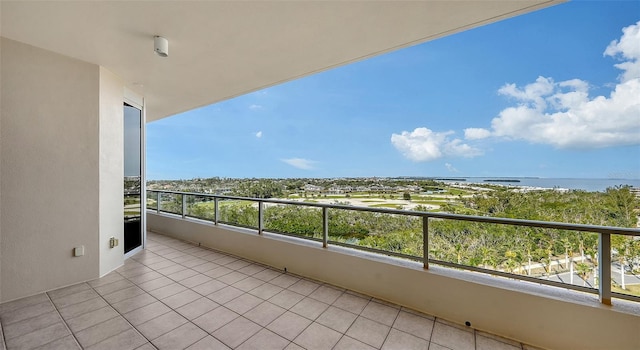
[146,189,640,305]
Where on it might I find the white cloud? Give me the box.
[249,104,263,110]
[255,131,263,138]
[467,21,640,149]
[445,163,459,173]
[281,158,316,170]
[464,128,492,140]
[604,20,640,82]
[391,127,482,162]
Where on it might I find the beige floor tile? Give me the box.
[431,322,475,350]
[244,301,287,326]
[392,310,435,341]
[213,316,262,348]
[238,328,290,350]
[253,268,283,282]
[133,343,156,350]
[147,282,188,299]
[214,256,239,266]
[123,301,171,326]
[233,276,265,292]
[136,311,188,340]
[476,330,522,348]
[308,285,343,304]
[155,263,187,275]
[332,292,370,314]
[88,272,125,289]
[270,274,300,289]
[0,293,49,315]
[249,283,284,300]
[32,334,81,350]
[333,335,378,350]
[103,285,146,304]
[237,264,266,276]
[0,300,55,325]
[162,289,201,309]
[287,279,321,296]
[269,290,305,309]
[192,262,220,273]
[346,316,391,348]
[111,292,157,314]
[47,283,91,300]
[382,329,429,350]
[50,289,99,308]
[167,268,201,282]
[180,273,213,288]
[176,297,219,320]
[66,306,119,333]
[137,276,174,292]
[85,328,147,350]
[226,259,252,270]
[6,323,70,350]
[224,292,262,314]
[75,316,132,348]
[58,297,109,320]
[218,271,250,285]
[293,322,342,350]
[127,271,164,284]
[193,306,240,333]
[290,297,329,320]
[361,300,400,326]
[266,311,312,341]
[316,306,358,333]
[2,311,62,340]
[182,258,209,268]
[186,335,231,350]
[207,286,244,304]
[152,322,208,350]
[119,266,155,278]
[94,279,135,296]
[476,334,522,350]
[204,266,234,278]
[192,279,228,295]
[428,343,452,350]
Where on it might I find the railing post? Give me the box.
[214,198,219,225]
[181,194,186,219]
[258,201,264,235]
[423,216,429,270]
[323,207,328,248]
[156,191,161,213]
[598,232,612,305]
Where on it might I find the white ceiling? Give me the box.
[1,1,563,122]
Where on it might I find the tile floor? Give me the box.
[0,232,541,350]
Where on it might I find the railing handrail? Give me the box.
[148,189,640,237]
[147,188,640,305]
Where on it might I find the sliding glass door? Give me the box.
[124,103,142,254]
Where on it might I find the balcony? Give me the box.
[1,232,532,350]
[144,190,639,349]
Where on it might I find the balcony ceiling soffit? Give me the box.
[1,1,563,121]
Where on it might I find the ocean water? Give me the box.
[440,178,640,192]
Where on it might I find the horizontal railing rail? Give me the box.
[147,189,640,305]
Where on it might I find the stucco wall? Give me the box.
[0,38,125,301]
[148,212,640,350]
[98,67,125,276]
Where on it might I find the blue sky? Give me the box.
[147,1,640,180]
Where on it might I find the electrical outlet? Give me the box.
[74,246,84,257]
[109,237,119,248]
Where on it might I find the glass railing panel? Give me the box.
[158,192,182,215]
[328,209,423,260]
[185,195,216,221]
[263,203,322,240]
[611,233,640,298]
[146,191,158,210]
[217,199,258,229]
[429,219,599,289]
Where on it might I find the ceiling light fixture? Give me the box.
[154,36,168,57]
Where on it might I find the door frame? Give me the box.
[124,92,146,258]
